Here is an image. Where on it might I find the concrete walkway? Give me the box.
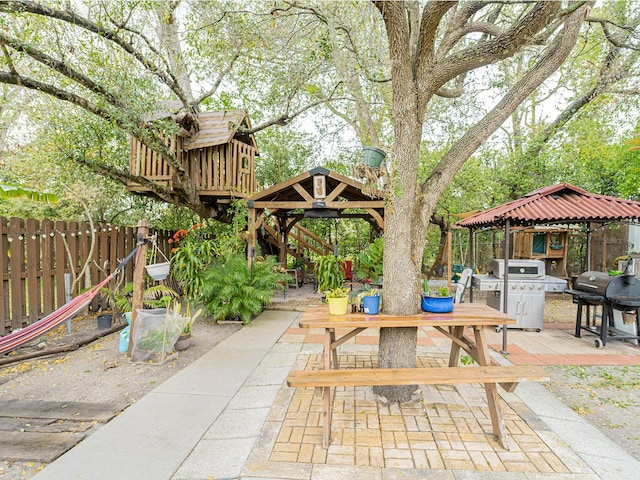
[34,308,640,480]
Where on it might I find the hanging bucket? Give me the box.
[145,261,170,281]
[362,146,386,168]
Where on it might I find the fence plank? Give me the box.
[0,217,8,332]
[41,220,55,315]
[26,218,40,323]
[9,217,25,330]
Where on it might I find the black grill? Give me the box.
[566,271,640,347]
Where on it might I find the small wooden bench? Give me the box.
[287,365,549,448]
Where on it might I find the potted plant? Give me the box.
[421,286,454,313]
[325,287,350,315]
[314,255,346,293]
[360,288,381,314]
[173,301,203,351]
[361,146,386,168]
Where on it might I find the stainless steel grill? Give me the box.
[566,270,640,347]
[473,259,567,330]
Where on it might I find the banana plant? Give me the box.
[0,184,59,203]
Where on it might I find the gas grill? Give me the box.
[472,259,567,330]
[566,269,640,348]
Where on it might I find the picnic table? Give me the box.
[287,303,549,449]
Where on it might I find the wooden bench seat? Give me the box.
[287,365,549,388]
[287,365,549,448]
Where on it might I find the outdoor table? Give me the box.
[297,303,517,448]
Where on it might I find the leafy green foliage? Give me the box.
[0,185,58,203]
[100,281,179,314]
[199,254,286,324]
[314,255,345,292]
[356,237,384,283]
[324,287,349,298]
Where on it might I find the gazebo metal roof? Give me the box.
[456,183,640,229]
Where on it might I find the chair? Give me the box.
[455,268,473,303]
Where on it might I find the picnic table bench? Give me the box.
[286,303,549,449]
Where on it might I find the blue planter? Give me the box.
[421,294,454,313]
[362,295,380,314]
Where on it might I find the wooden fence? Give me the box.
[1,217,170,333]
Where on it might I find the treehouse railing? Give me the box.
[128,137,257,198]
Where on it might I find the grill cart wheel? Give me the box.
[595,338,604,349]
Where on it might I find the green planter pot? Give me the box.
[362,146,386,168]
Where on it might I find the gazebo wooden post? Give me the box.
[446,230,452,291]
[468,228,475,303]
[501,219,510,355]
[128,219,149,357]
[278,219,287,266]
[586,222,592,271]
[247,208,257,267]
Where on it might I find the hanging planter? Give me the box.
[145,237,171,281]
[362,146,386,168]
[146,261,170,281]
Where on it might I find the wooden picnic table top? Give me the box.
[300,302,515,329]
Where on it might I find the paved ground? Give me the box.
[23,284,640,479]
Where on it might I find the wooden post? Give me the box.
[247,208,257,267]
[128,220,149,356]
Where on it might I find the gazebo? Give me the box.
[456,183,640,351]
[246,167,385,266]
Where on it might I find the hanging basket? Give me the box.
[145,236,171,281]
[146,261,170,281]
[362,146,386,168]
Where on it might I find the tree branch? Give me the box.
[0,31,122,107]
[419,2,587,211]
[0,0,194,115]
[420,1,562,98]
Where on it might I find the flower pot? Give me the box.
[421,294,454,313]
[362,146,386,168]
[327,296,349,315]
[362,295,380,314]
[97,314,113,330]
[174,333,192,351]
[145,261,170,281]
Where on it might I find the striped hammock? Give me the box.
[0,244,141,355]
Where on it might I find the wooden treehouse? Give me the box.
[127,110,259,204]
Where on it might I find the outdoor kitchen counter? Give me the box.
[290,303,549,450]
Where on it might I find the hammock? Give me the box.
[0,245,140,355]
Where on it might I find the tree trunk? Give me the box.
[373,327,418,402]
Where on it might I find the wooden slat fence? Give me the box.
[0,217,171,334]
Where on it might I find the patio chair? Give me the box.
[455,268,473,303]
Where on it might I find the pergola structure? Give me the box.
[247,167,385,265]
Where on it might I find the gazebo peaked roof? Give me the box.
[456,183,640,229]
[248,166,384,208]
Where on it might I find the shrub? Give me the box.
[198,254,286,324]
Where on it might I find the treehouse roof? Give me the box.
[184,110,257,151]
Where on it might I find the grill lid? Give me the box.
[487,259,545,278]
[573,271,612,296]
[606,275,640,307]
